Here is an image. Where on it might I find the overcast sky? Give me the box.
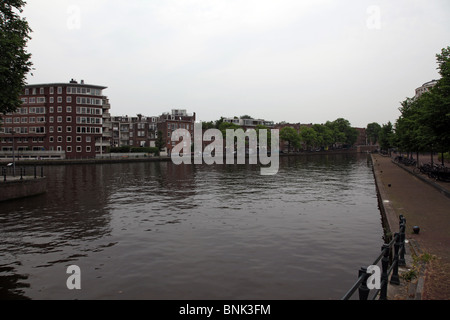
[23,0,450,128]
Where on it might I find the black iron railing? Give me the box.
[1,165,44,182]
[342,215,406,300]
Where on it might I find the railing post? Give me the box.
[41,166,44,178]
[399,216,406,266]
[34,165,37,179]
[2,167,5,182]
[380,244,390,300]
[358,267,370,300]
[390,233,401,285]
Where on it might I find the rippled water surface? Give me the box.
[0,154,384,299]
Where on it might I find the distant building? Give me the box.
[111,114,158,148]
[222,117,274,129]
[415,79,438,99]
[0,79,111,159]
[110,109,196,155]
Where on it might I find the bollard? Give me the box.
[20,167,23,180]
[34,165,37,179]
[399,217,406,266]
[390,233,401,285]
[358,267,370,300]
[2,167,5,182]
[380,244,390,300]
[41,166,44,178]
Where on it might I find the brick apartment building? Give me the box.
[0,79,111,159]
[111,109,196,155]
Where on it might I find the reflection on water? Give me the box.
[0,153,383,299]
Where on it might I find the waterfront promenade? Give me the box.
[372,154,450,300]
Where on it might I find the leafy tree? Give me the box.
[366,122,381,145]
[155,130,165,155]
[325,118,358,147]
[255,124,271,147]
[240,115,253,119]
[0,0,33,117]
[312,124,333,150]
[280,126,300,153]
[379,122,394,151]
[202,121,215,130]
[299,126,318,150]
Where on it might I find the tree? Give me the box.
[299,126,318,151]
[366,122,381,145]
[379,122,394,152]
[280,126,300,153]
[155,130,165,155]
[0,0,33,117]
[325,118,358,147]
[312,124,333,150]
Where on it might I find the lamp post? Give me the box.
[11,131,16,177]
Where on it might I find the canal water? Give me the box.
[0,153,384,300]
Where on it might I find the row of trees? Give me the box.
[279,118,359,152]
[366,46,449,163]
[203,116,359,153]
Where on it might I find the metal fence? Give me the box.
[342,215,407,300]
[1,165,44,181]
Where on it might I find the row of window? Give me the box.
[1,126,102,134]
[24,86,103,97]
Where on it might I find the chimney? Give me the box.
[81,80,84,84]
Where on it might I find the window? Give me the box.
[67,106,72,113]
[49,116,54,123]
[50,87,54,94]
[67,136,72,142]
[57,106,62,113]
[86,136,91,142]
[57,87,62,94]
[57,97,62,103]
[67,116,72,122]
[21,117,27,123]
[49,126,54,133]
[67,126,72,132]
[32,88,36,95]
[57,126,62,132]
[76,136,82,142]
[67,96,72,103]
[25,89,29,95]
[57,116,62,123]
[40,88,44,94]
[57,136,62,142]
[76,146,82,152]
[67,146,72,152]
[86,146,91,152]
[50,97,54,103]
[49,136,54,142]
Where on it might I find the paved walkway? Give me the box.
[372,154,450,300]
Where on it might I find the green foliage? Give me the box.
[379,122,394,151]
[393,46,450,154]
[299,126,318,150]
[366,122,381,145]
[0,0,33,116]
[155,130,165,153]
[325,118,358,146]
[280,126,300,152]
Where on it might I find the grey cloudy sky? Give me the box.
[23,0,450,128]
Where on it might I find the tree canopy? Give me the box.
[0,0,33,116]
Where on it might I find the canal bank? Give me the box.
[371,153,450,300]
[0,176,47,202]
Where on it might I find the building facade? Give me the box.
[415,79,438,99]
[0,79,110,159]
[111,109,196,155]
